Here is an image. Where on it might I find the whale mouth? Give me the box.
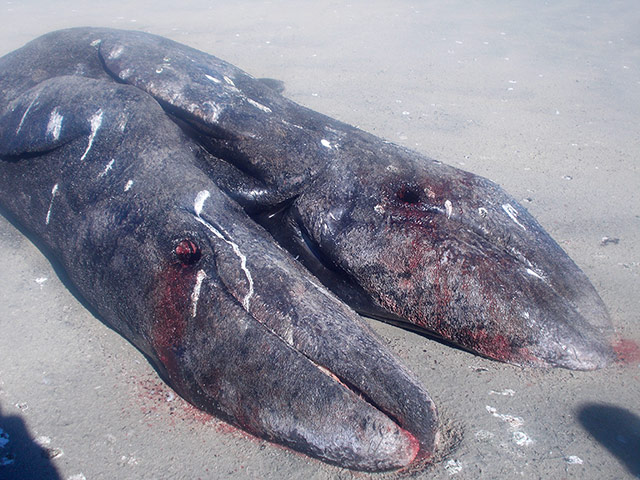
[283,156,614,371]
[164,272,431,471]
[92,25,612,372]
[148,191,439,472]
[388,178,614,371]
[346,199,614,371]
[251,315,423,470]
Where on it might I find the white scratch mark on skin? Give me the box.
[205,74,221,84]
[99,159,115,178]
[478,207,488,217]
[81,109,104,161]
[190,269,207,317]
[320,139,332,149]
[526,268,544,279]
[124,180,134,191]
[16,94,39,134]
[284,327,294,346]
[247,98,272,113]
[46,108,63,140]
[34,436,51,447]
[281,119,303,129]
[45,183,59,225]
[502,203,526,230]
[194,190,210,216]
[193,190,254,311]
[374,204,385,214]
[521,255,534,268]
[445,199,453,219]
[119,68,132,80]
[155,61,171,74]
[117,115,128,132]
[108,45,124,59]
[203,101,223,122]
[67,474,87,480]
[223,76,235,87]
[90,38,101,47]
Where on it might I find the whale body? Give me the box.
[0,27,614,470]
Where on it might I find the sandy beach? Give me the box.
[1,1,638,478]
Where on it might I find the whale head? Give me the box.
[291,144,613,370]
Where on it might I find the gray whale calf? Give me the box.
[0,31,437,471]
[0,27,613,470]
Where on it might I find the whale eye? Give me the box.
[175,239,201,265]
[396,185,421,204]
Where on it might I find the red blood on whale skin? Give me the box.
[152,239,205,382]
[0,58,438,469]
[84,26,611,370]
[1,24,614,470]
[151,261,197,385]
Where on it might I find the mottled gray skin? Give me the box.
[0,30,439,471]
[51,26,612,370]
[0,26,614,467]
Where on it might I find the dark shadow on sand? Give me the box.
[578,403,640,478]
[0,404,61,480]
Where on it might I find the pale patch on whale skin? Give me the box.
[16,93,39,134]
[191,269,207,317]
[45,183,59,225]
[202,101,224,123]
[526,268,544,280]
[502,203,526,230]
[108,44,124,59]
[46,108,63,140]
[98,159,115,178]
[444,199,453,219]
[247,98,272,113]
[205,74,221,84]
[80,109,104,161]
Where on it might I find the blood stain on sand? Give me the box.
[612,338,640,365]
[130,374,247,437]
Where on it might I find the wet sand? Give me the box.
[1,1,639,478]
